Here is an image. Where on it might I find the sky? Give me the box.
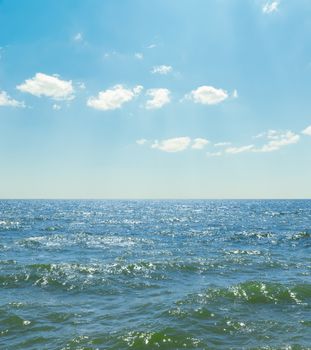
[0,0,311,199]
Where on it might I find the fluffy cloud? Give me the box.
[192,138,209,150]
[87,84,143,111]
[186,85,228,105]
[255,130,300,152]
[145,88,170,109]
[17,73,74,100]
[151,65,172,75]
[262,1,279,14]
[302,125,311,136]
[151,137,191,152]
[0,90,24,108]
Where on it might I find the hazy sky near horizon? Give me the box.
[0,0,311,199]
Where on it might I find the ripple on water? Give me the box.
[17,232,148,250]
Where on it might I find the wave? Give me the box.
[0,261,165,291]
[119,330,204,349]
[2,259,311,307]
[291,231,311,240]
[0,220,21,231]
[178,281,311,306]
[0,260,197,290]
[17,232,148,250]
[0,259,226,291]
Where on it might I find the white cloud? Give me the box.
[232,89,238,98]
[220,130,300,155]
[133,86,143,94]
[262,1,279,14]
[134,53,143,60]
[151,65,172,75]
[192,138,209,150]
[254,130,279,139]
[151,137,191,152]
[254,130,300,152]
[254,132,266,139]
[214,142,231,147]
[145,88,170,109]
[0,90,24,108]
[226,145,255,154]
[17,73,74,101]
[186,85,228,105]
[52,104,61,110]
[87,84,143,111]
[77,82,86,90]
[73,32,83,42]
[302,125,311,136]
[136,138,147,145]
[147,44,157,49]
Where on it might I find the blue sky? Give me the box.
[0,0,310,198]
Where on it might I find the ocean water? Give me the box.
[0,200,311,350]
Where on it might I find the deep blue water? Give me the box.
[0,200,311,349]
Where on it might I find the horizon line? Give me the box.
[0,198,310,201]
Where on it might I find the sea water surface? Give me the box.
[0,200,311,349]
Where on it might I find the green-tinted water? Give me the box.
[0,200,311,349]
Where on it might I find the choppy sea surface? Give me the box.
[0,200,311,350]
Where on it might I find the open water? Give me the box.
[0,200,311,349]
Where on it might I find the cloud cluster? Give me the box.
[141,137,209,153]
[87,84,143,111]
[223,130,300,155]
[87,83,231,111]
[85,83,231,111]
[17,73,74,101]
[10,71,232,111]
[0,90,24,108]
[254,130,300,153]
[137,127,307,157]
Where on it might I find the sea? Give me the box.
[0,200,311,349]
